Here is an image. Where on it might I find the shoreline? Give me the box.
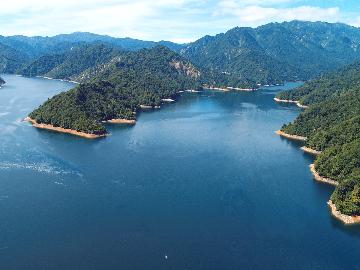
[276,130,307,141]
[140,104,161,109]
[204,86,256,92]
[24,117,107,139]
[274,97,309,109]
[301,146,321,155]
[309,164,338,186]
[103,118,136,124]
[161,98,175,102]
[36,75,80,84]
[328,200,360,225]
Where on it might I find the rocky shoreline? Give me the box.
[274,91,360,225]
[36,75,80,84]
[276,130,307,141]
[309,164,338,186]
[24,117,107,139]
[204,86,256,92]
[301,146,321,155]
[274,97,309,109]
[328,200,360,225]
[309,164,360,224]
[140,104,160,109]
[103,118,136,124]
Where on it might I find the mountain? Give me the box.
[181,21,360,85]
[28,46,201,135]
[277,62,360,216]
[0,43,30,73]
[18,43,121,81]
[18,41,247,88]
[6,21,360,86]
[0,32,184,59]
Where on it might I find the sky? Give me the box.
[1,0,360,43]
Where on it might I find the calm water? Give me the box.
[0,74,359,270]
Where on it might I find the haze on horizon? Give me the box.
[1,0,360,43]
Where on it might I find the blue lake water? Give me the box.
[0,74,359,269]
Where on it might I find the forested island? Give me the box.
[276,62,360,223]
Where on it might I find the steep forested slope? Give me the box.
[29,46,201,135]
[276,61,360,105]
[5,21,360,87]
[278,64,360,215]
[0,32,183,59]
[182,21,360,86]
[18,43,121,81]
[0,43,29,73]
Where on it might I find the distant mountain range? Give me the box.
[3,21,360,86]
[182,21,360,84]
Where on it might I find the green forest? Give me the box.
[277,64,360,215]
[29,46,201,135]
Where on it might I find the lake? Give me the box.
[0,74,359,270]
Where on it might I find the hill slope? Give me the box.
[0,43,30,73]
[277,63,360,216]
[0,32,184,59]
[18,43,121,81]
[28,46,201,135]
[182,21,360,85]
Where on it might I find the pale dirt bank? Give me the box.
[161,98,175,102]
[24,117,107,139]
[310,165,360,224]
[104,118,136,124]
[140,105,160,109]
[204,86,256,92]
[301,146,322,155]
[276,130,307,141]
[328,200,360,225]
[274,98,309,109]
[309,164,338,186]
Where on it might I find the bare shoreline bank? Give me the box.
[309,164,338,186]
[328,200,360,225]
[274,97,309,109]
[35,76,80,84]
[276,130,307,141]
[204,86,257,92]
[309,165,360,224]
[24,117,107,139]
[276,128,360,224]
[103,118,136,124]
[301,146,321,155]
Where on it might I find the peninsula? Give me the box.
[274,97,309,109]
[25,117,107,139]
[27,46,202,137]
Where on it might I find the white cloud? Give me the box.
[215,2,341,26]
[0,0,355,42]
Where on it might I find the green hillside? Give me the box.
[29,46,201,135]
[278,64,360,215]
